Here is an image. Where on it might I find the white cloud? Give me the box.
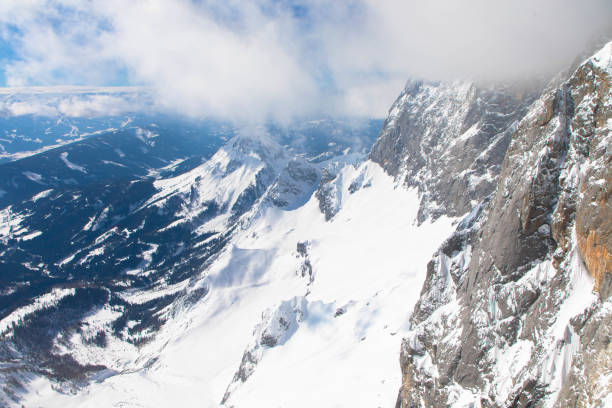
[99,0,319,120]
[0,0,610,120]
[0,87,152,118]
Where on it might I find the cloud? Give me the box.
[351,0,612,82]
[0,0,610,120]
[0,87,152,118]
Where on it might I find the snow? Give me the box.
[20,43,604,407]
[490,339,534,402]
[446,384,482,408]
[479,233,600,408]
[82,215,96,231]
[149,132,286,233]
[451,123,480,147]
[146,157,188,178]
[0,288,76,337]
[0,138,89,162]
[101,159,127,168]
[589,40,612,74]
[0,206,29,240]
[135,128,159,147]
[117,279,190,305]
[57,253,77,267]
[540,244,598,406]
[122,243,159,276]
[53,305,140,371]
[31,189,53,201]
[18,160,456,408]
[78,246,106,265]
[60,151,86,173]
[548,248,596,341]
[22,171,43,183]
[21,230,42,241]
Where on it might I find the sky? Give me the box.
[0,0,611,120]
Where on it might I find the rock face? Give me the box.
[370,80,539,223]
[397,42,612,407]
[266,159,320,210]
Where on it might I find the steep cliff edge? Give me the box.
[571,47,612,298]
[397,41,611,407]
[370,80,539,223]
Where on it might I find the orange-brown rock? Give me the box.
[570,53,612,299]
[577,227,612,299]
[395,370,411,408]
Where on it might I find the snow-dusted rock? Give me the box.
[397,41,612,408]
[370,79,540,223]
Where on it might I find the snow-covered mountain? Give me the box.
[0,40,610,408]
[6,143,455,408]
[0,115,383,406]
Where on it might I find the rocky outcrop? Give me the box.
[370,80,540,223]
[577,229,611,298]
[315,162,354,221]
[221,297,307,405]
[397,41,612,407]
[266,159,320,210]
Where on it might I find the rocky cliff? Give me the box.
[370,80,540,223]
[396,41,611,407]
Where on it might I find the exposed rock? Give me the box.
[370,79,540,223]
[397,41,612,407]
[266,158,320,210]
[296,241,314,283]
[221,297,307,405]
[315,161,362,221]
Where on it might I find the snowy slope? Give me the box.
[17,161,456,408]
[0,117,384,406]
